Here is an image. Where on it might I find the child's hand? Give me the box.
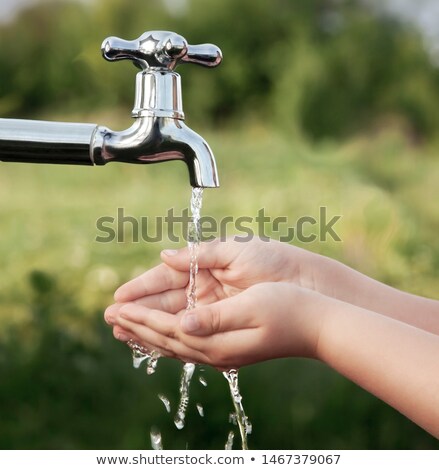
[104,236,439,366]
[105,238,303,344]
[104,237,327,367]
[107,281,326,369]
[104,238,439,437]
[113,237,310,303]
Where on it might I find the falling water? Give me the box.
[127,339,150,368]
[150,427,163,450]
[223,369,252,450]
[199,376,208,387]
[174,362,196,429]
[146,350,161,375]
[126,187,252,449]
[196,403,204,417]
[186,187,203,312]
[225,431,235,451]
[126,339,161,375]
[174,187,203,430]
[158,394,171,413]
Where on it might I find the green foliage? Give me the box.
[1,0,439,140]
[0,0,439,450]
[1,126,438,449]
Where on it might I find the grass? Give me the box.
[0,115,438,449]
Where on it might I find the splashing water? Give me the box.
[158,394,171,413]
[223,369,252,450]
[225,430,234,451]
[127,340,150,369]
[199,376,208,387]
[125,187,253,449]
[126,339,161,375]
[150,427,163,450]
[196,403,204,417]
[174,188,203,430]
[146,351,160,375]
[174,363,196,429]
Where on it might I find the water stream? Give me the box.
[223,369,252,449]
[173,187,203,430]
[129,188,251,449]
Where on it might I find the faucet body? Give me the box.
[0,31,222,188]
[0,116,218,188]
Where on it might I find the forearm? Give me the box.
[316,297,439,438]
[308,253,439,334]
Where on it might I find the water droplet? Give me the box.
[174,411,185,430]
[199,376,208,387]
[245,420,253,435]
[196,403,204,417]
[225,430,234,450]
[150,427,163,450]
[158,394,171,413]
[146,351,160,375]
[127,340,150,369]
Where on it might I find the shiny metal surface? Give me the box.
[0,119,96,165]
[101,31,222,71]
[132,71,184,119]
[92,117,218,188]
[0,117,218,187]
[0,31,222,188]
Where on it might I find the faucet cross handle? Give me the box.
[102,31,222,71]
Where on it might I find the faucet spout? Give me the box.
[92,117,219,188]
[0,31,222,188]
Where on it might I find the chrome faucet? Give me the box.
[0,31,222,188]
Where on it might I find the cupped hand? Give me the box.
[106,281,326,369]
[105,237,309,344]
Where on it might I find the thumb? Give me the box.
[180,293,252,336]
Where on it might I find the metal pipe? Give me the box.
[0,119,97,166]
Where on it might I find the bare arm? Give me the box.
[298,250,439,334]
[317,295,439,438]
[106,239,439,437]
[113,238,439,335]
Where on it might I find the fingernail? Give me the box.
[162,249,178,256]
[117,333,130,341]
[181,314,200,333]
[105,314,115,324]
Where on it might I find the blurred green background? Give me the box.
[0,0,438,449]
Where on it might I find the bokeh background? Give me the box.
[0,0,438,449]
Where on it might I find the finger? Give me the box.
[135,288,187,314]
[112,325,165,359]
[114,314,209,363]
[119,303,182,336]
[161,238,240,272]
[106,289,186,328]
[114,263,189,302]
[112,325,141,344]
[104,303,120,325]
[180,291,256,337]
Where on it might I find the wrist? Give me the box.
[289,285,334,360]
[284,244,345,295]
